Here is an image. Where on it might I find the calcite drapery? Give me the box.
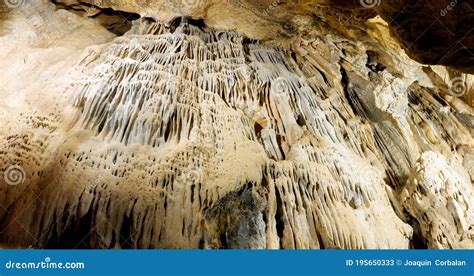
[0,0,472,249]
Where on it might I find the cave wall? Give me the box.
[0,0,472,249]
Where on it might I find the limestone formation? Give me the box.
[0,0,472,249]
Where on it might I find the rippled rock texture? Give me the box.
[0,0,473,249]
[53,0,474,73]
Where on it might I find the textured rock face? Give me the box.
[54,0,474,73]
[0,0,472,249]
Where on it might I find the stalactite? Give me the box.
[0,0,472,249]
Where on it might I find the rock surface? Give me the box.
[53,0,474,73]
[0,0,472,249]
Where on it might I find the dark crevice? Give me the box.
[340,65,361,118]
[198,238,205,249]
[407,216,428,249]
[274,188,285,246]
[275,134,286,160]
[185,17,206,29]
[44,207,93,249]
[119,214,133,249]
[254,122,264,138]
[296,114,306,127]
[366,50,386,73]
[167,17,182,33]
[97,8,141,36]
[219,233,228,249]
[290,51,297,62]
[317,232,325,249]
[51,1,141,36]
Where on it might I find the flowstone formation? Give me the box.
[0,0,472,249]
